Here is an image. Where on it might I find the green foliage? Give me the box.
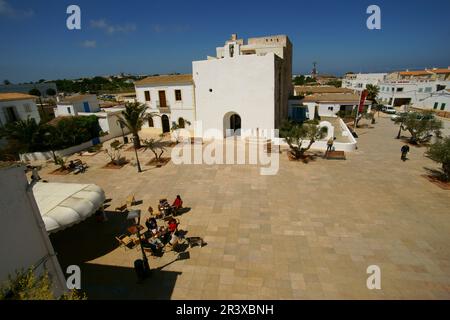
[0,116,101,155]
[3,79,11,85]
[0,267,85,300]
[280,120,327,160]
[28,88,42,97]
[46,88,56,96]
[105,140,124,164]
[394,111,443,144]
[117,102,157,149]
[293,75,317,86]
[142,138,168,161]
[426,136,450,181]
[366,84,380,103]
[54,76,136,94]
[325,79,342,88]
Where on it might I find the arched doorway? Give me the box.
[223,112,241,137]
[161,115,170,133]
[148,117,154,127]
[178,117,185,128]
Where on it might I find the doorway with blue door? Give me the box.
[83,101,90,112]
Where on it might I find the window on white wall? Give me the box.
[67,107,71,114]
[424,87,432,93]
[24,104,31,113]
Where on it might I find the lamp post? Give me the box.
[116,120,129,144]
[127,210,150,280]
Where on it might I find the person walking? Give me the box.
[326,137,336,156]
[401,144,410,161]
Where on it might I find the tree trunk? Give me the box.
[443,162,450,181]
[133,133,141,149]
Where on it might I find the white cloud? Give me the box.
[81,40,96,48]
[0,0,34,18]
[90,19,136,34]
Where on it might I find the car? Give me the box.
[383,106,397,114]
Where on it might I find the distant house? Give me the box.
[0,92,41,126]
[294,86,354,96]
[54,94,100,117]
[297,93,371,120]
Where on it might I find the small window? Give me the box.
[328,106,334,111]
[397,88,404,92]
[144,91,151,101]
[175,90,182,101]
[209,89,213,92]
[418,88,423,93]
[441,103,446,111]
[433,102,438,109]
[424,87,432,93]
[392,87,395,92]
[67,107,71,114]
[24,104,31,113]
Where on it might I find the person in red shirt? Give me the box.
[172,195,183,213]
[167,218,178,233]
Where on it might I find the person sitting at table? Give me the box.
[167,218,178,234]
[145,217,158,234]
[172,195,183,212]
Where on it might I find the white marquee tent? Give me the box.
[32,182,106,233]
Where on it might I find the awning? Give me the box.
[32,182,106,233]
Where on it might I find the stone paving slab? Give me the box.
[43,117,450,299]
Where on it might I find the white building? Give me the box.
[0,93,41,126]
[301,93,371,119]
[378,68,450,107]
[134,74,195,133]
[342,73,387,92]
[413,89,450,112]
[0,164,66,297]
[193,34,292,139]
[54,94,100,117]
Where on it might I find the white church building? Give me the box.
[135,34,293,139]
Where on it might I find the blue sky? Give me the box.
[0,0,449,83]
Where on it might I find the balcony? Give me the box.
[156,101,171,113]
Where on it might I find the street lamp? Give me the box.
[127,209,150,280]
[116,120,128,144]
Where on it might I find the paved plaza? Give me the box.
[40,116,450,299]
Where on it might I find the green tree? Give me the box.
[3,79,11,85]
[394,111,443,144]
[117,102,156,149]
[0,118,42,153]
[29,88,46,121]
[280,120,327,160]
[0,267,85,300]
[366,84,380,104]
[426,136,450,181]
[171,120,191,143]
[46,88,56,96]
[325,79,342,88]
[142,138,168,162]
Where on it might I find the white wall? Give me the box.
[378,81,450,106]
[193,53,276,139]
[413,91,450,112]
[342,73,387,91]
[135,83,195,130]
[0,98,41,126]
[55,96,100,116]
[0,165,66,296]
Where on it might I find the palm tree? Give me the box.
[0,118,41,154]
[366,84,380,104]
[116,102,156,149]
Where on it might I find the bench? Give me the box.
[326,151,346,160]
[70,159,88,174]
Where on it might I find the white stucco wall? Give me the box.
[55,96,100,116]
[0,98,41,126]
[135,83,195,131]
[0,165,66,297]
[193,53,277,139]
[413,92,450,112]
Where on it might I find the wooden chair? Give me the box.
[115,194,136,212]
[116,234,134,250]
